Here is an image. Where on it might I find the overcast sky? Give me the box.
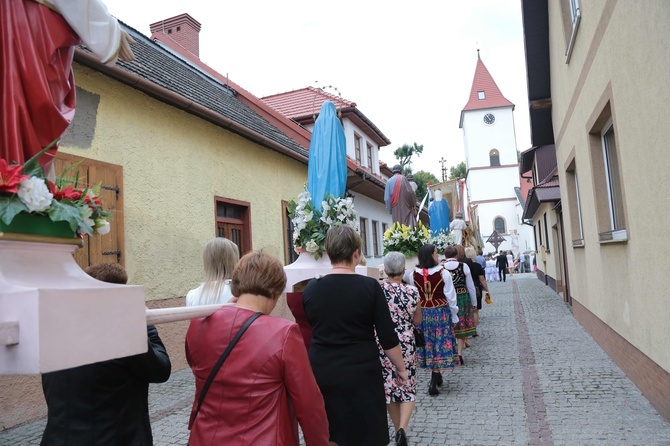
[105,0,531,180]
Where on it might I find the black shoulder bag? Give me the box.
[189,311,263,425]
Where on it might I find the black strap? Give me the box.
[191,311,262,422]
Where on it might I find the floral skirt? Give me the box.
[453,292,477,338]
[417,306,458,370]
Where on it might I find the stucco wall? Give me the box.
[549,1,670,370]
[61,65,307,301]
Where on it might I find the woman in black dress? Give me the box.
[303,225,408,446]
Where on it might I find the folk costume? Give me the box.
[443,258,478,338]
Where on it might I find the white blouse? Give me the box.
[185,281,234,307]
[443,259,478,308]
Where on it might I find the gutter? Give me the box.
[74,50,308,165]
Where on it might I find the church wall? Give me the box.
[476,201,522,254]
[462,106,517,168]
[467,167,520,202]
[547,0,670,379]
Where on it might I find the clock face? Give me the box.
[483,113,496,125]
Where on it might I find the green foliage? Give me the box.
[393,142,424,173]
[0,197,29,225]
[449,161,467,180]
[412,170,440,203]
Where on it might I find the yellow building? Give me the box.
[1,14,312,429]
[521,0,670,421]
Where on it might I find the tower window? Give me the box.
[477,91,486,100]
[177,26,181,32]
[489,149,500,166]
[167,28,172,34]
[494,217,506,234]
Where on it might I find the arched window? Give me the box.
[494,217,506,234]
[489,149,500,166]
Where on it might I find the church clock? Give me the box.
[483,113,496,125]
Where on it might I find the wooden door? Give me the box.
[54,154,124,269]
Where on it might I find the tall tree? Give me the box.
[412,170,440,203]
[449,161,467,180]
[393,142,424,173]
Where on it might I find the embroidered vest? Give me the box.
[413,270,448,309]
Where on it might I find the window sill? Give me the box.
[598,229,628,244]
[572,239,585,248]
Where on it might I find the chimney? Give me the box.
[149,13,202,58]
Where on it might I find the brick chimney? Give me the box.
[149,13,201,58]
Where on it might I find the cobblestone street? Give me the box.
[2,274,669,445]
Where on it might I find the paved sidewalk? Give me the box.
[2,274,669,445]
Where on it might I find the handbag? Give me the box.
[413,326,426,347]
[189,311,262,425]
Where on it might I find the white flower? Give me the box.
[18,177,53,212]
[94,219,111,235]
[305,240,319,253]
[80,206,94,228]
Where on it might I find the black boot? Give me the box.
[436,371,443,387]
[428,372,440,396]
[396,428,408,446]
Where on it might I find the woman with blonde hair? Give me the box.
[186,237,239,306]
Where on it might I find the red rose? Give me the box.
[0,159,29,193]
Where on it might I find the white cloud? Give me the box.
[105,0,531,178]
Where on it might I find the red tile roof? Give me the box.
[262,87,356,120]
[462,57,514,112]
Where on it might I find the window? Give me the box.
[366,143,373,169]
[489,149,500,167]
[602,122,625,232]
[354,134,362,164]
[176,26,181,32]
[372,220,379,257]
[359,217,368,256]
[537,221,543,246]
[477,91,486,100]
[565,159,584,247]
[588,99,627,243]
[543,213,550,253]
[215,197,251,257]
[562,0,581,63]
[494,217,506,234]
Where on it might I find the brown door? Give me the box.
[54,153,124,269]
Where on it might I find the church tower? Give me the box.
[459,54,532,254]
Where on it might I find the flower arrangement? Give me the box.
[0,146,110,238]
[287,189,358,260]
[429,229,456,254]
[383,221,430,256]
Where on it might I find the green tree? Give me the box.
[393,142,424,173]
[449,161,467,180]
[412,170,440,203]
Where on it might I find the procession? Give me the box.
[2,1,670,445]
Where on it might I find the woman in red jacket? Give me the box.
[186,250,333,446]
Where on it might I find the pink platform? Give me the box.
[0,239,147,375]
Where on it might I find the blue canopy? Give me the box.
[307,101,347,212]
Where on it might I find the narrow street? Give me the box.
[2,274,669,446]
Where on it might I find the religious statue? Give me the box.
[306,101,347,212]
[406,174,418,193]
[384,165,417,228]
[1,0,136,169]
[450,211,467,246]
[428,189,450,236]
